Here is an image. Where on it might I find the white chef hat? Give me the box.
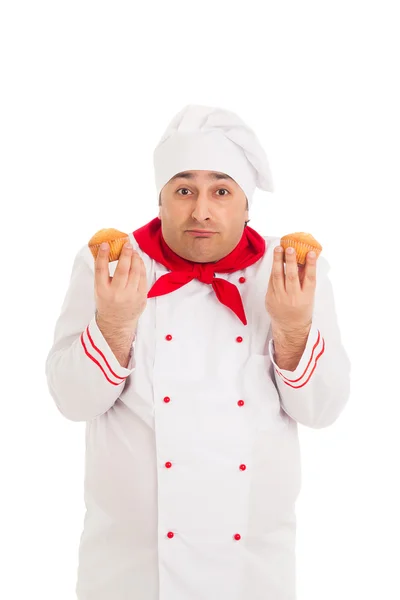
[153,104,274,209]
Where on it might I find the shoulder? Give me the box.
[262,234,281,248]
[71,243,95,272]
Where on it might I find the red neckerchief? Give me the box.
[133,217,266,325]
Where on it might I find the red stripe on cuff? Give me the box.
[275,330,322,383]
[80,333,126,386]
[86,325,126,381]
[279,338,325,388]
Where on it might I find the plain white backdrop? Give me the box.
[1,0,399,598]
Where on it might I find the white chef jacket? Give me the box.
[45,231,351,600]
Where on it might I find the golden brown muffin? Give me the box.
[88,228,129,262]
[280,232,322,265]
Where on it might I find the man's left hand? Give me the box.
[265,245,318,332]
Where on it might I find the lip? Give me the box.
[187,230,217,237]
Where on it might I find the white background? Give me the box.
[1,1,399,598]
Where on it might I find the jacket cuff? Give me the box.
[80,316,136,385]
[268,323,325,388]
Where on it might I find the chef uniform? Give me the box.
[45,104,351,600]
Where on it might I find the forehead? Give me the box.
[169,170,235,183]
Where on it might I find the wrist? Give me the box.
[94,312,137,369]
[271,321,312,371]
[95,311,139,334]
[271,320,312,342]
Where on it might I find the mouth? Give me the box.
[186,230,217,237]
[186,229,217,236]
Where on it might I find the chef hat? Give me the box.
[153,104,274,209]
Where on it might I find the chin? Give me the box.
[183,249,218,263]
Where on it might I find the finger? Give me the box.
[112,241,133,287]
[94,242,112,288]
[271,246,285,293]
[137,256,148,297]
[301,251,318,292]
[284,247,301,294]
[127,251,143,289]
[298,264,306,287]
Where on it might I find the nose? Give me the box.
[191,190,213,222]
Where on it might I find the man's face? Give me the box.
[158,170,249,263]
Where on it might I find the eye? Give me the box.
[176,187,230,196]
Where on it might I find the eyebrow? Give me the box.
[169,171,235,182]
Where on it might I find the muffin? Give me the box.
[88,228,129,262]
[280,232,322,265]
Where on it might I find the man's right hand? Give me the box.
[94,241,148,328]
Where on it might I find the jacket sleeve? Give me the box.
[45,244,136,422]
[268,255,351,429]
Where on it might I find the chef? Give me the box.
[45,104,351,600]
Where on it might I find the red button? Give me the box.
[165,462,172,469]
[236,336,243,343]
[237,400,245,407]
[167,531,174,539]
[239,464,247,471]
[233,533,241,541]
[166,334,173,341]
[163,397,171,403]
[239,277,246,283]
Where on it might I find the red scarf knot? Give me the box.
[133,217,267,326]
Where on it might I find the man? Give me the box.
[45,104,351,600]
